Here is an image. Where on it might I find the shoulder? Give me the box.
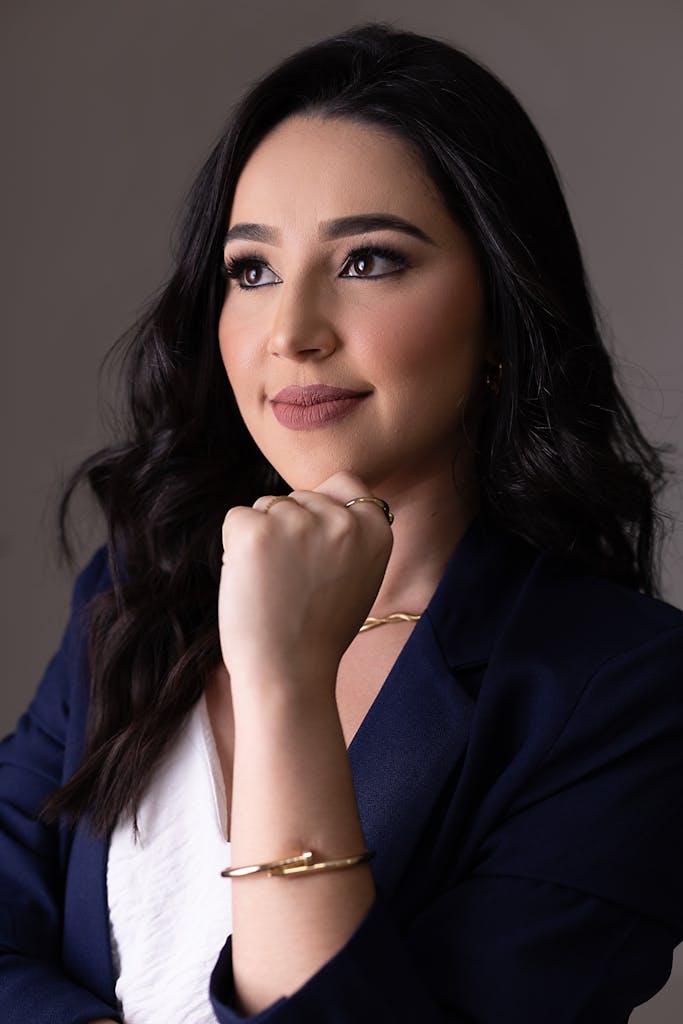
[463,536,683,784]
[454,543,683,929]
[46,545,117,668]
[507,546,683,675]
[72,543,116,606]
[430,516,682,686]
[20,545,116,735]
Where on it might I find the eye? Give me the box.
[222,256,280,289]
[340,246,408,279]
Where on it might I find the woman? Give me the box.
[1,21,681,1024]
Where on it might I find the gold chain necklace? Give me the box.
[359,612,423,633]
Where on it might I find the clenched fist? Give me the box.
[218,471,393,696]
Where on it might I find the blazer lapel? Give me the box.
[63,820,117,1003]
[60,600,119,1004]
[348,515,537,901]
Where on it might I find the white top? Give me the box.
[107,694,232,1023]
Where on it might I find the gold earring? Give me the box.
[484,362,502,395]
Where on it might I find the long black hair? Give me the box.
[43,22,670,833]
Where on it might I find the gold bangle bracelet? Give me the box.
[221,848,375,879]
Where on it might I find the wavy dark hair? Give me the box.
[43,22,669,833]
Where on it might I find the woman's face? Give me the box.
[218,115,491,493]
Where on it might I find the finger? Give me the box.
[287,491,393,548]
[311,470,373,503]
[342,496,394,525]
[252,494,302,515]
[309,472,394,528]
[221,504,256,553]
[284,489,352,523]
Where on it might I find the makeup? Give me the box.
[270,385,370,431]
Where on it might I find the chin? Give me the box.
[276,464,353,492]
[266,450,378,493]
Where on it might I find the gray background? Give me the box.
[2,1,682,1017]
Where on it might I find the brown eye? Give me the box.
[351,254,376,276]
[244,264,263,285]
[340,246,407,279]
[223,256,280,289]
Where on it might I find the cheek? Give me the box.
[359,269,486,387]
[217,306,232,373]
[218,308,259,394]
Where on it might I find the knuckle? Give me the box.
[329,508,357,542]
[222,506,245,545]
[222,508,270,552]
[288,516,310,542]
[242,517,272,549]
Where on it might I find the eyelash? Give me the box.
[221,245,408,290]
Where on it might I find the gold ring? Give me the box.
[262,495,299,514]
[343,496,394,525]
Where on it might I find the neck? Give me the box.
[366,462,480,618]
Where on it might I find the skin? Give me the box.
[198,115,494,1017]
[89,116,493,1023]
[218,114,493,623]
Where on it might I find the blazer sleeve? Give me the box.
[209,623,683,1024]
[0,547,122,1024]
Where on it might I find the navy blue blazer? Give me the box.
[2,516,683,1023]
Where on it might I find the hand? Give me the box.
[218,471,393,692]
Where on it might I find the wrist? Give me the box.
[229,660,339,712]
[231,680,341,745]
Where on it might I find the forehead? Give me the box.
[228,115,447,229]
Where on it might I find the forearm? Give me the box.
[228,677,376,1015]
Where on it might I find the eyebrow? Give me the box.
[223,213,436,247]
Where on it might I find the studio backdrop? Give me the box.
[2,2,681,1019]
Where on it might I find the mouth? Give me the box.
[270,384,371,431]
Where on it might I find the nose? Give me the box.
[266,276,339,362]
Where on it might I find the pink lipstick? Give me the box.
[270,384,370,431]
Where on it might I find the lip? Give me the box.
[271,384,369,405]
[270,385,370,431]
